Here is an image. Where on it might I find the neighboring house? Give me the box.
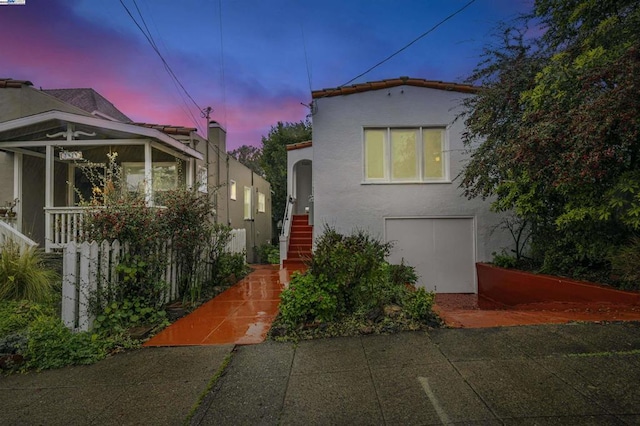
[0,78,271,262]
[283,77,512,293]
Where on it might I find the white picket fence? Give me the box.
[62,229,246,332]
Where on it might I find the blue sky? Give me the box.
[0,0,533,149]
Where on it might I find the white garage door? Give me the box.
[385,217,476,293]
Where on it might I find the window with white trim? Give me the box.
[230,180,237,200]
[123,162,179,193]
[243,186,252,219]
[363,127,447,183]
[197,166,207,193]
[257,192,266,213]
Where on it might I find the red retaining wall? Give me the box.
[477,263,640,307]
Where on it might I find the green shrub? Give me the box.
[277,226,437,332]
[405,288,436,322]
[0,300,53,337]
[610,237,640,290]
[257,243,280,264]
[388,260,418,286]
[309,225,392,312]
[0,241,58,303]
[279,272,338,327]
[492,252,518,269]
[92,298,168,335]
[23,316,111,371]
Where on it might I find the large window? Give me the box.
[123,162,179,193]
[257,192,266,213]
[363,127,447,183]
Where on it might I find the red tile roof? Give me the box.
[0,78,33,88]
[132,123,197,136]
[312,77,479,99]
[286,140,313,151]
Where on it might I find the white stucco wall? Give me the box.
[311,85,512,263]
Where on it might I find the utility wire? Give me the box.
[340,0,477,87]
[119,0,204,133]
[137,0,203,133]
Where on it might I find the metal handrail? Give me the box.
[278,196,295,266]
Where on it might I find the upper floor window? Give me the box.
[364,127,447,183]
[230,180,237,200]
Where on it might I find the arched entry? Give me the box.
[292,159,312,215]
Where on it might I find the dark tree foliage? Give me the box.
[260,120,312,223]
[229,144,264,177]
[460,0,640,276]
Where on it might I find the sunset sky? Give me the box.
[0,0,532,150]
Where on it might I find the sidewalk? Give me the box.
[192,322,640,425]
[2,322,640,425]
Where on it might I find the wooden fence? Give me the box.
[62,229,246,332]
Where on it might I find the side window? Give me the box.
[230,180,237,200]
[243,186,252,219]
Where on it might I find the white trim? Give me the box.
[0,110,203,160]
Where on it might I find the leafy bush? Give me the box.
[257,243,280,264]
[212,252,249,284]
[279,272,338,327]
[492,252,518,269]
[0,241,58,303]
[23,316,113,371]
[0,300,53,337]
[93,298,168,334]
[277,226,437,333]
[610,237,640,290]
[308,225,393,312]
[405,288,436,322]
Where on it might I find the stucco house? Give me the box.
[282,77,512,293]
[0,78,271,262]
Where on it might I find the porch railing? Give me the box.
[0,219,38,252]
[45,207,93,252]
[279,195,295,266]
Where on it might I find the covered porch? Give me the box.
[0,111,204,252]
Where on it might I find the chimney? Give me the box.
[208,120,227,154]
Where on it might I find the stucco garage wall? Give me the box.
[312,85,512,271]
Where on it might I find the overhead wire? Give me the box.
[339,0,477,87]
[119,0,204,133]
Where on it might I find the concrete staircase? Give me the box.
[283,214,312,269]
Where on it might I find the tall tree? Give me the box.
[229,144,264,177]
[260,120,312,224]
[460,0,640,273]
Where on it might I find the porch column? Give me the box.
[144,142,153,206]
[13,152,23,232]
[45,145,54,251]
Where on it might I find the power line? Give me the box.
[340,0,477,87]
[119,0,205,132]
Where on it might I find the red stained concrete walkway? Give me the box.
[145,265,284,346]
[434,294,640,328]
[145,262,640,344]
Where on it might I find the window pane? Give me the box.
[258,192,266,213]
[364,130,385,180]
[391,130,418,180]
[423,129,444,179]
[153,164,178,192]
[244,186,252,219]
[230,180,237,200]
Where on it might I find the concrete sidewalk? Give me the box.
[0,345,233,425]
[193,322,640,425]
[2,322,640,425]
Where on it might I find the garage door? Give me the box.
[385,217,476,293]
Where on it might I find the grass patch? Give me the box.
[184,351,234,425]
